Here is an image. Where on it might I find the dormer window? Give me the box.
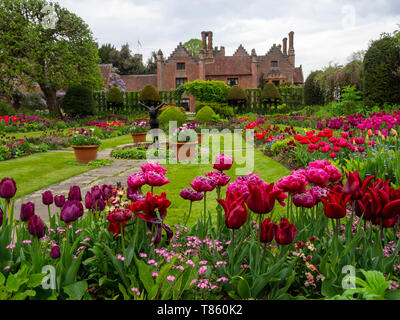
[271,61,278,68]
[177,63,185,70]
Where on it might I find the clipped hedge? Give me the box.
[195,106,215,123]
[159,107,186,128]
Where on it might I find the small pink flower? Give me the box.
[6,244,15,250]
[116,254,125,261]
[198,266,208,275]
[151,272,159,277]
[131,287,140,296]
[22,240,32,244]
[167,275,175,282]
[139,253,147,258]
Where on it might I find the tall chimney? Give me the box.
[201,31,207,50]
[283,37,287,55]
[288,31,295,65]
[208,31,213,51]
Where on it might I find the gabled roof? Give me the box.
[166,43,198,62]
[265,44,291,64]
[233,45,249,57]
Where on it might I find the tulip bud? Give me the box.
[20,202,35,222]
[42,191,53,206]
[85,192,94,210]
[68,186,82,202]
[54,195,66,208]
[0,178,17,200]
[28,215,46,239]
[50,245,61,259]
[275,218,297,245]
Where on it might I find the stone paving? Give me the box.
[13,145,146,222]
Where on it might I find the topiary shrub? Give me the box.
[195,102,233,118]
[261,82,281,111]
[20,92,47,111]
[226,85,247,107]
[159,107,186,128]
[139,84,161,107]
[106,86,124,111]
[183,80,229,103]
[0,100,15,116]
[62,85,97,117]
[160,105,186,115]
[195,106,215,124]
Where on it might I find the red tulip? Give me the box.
[321,191,351,219]
[246,179,287,214]
[275,218,297,245]
[343,171,361,200]
[260,218,276,243]
[217,190,248,230]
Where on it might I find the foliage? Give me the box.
[195,102,233,118]
[111,147,147,159]
[103,43,146,75]
[159,107,186,128]
[363,33,400,106]
[304,71,325,106]
[183,80,229,103]
[195,106,215,124]
[106,87,124,106]
[20,93,47,111]
[0,100,15,116]
[70,129,102,146]
[139,85,161,106]
[261,83,281,102]
[226,85,247,106]
[184,39,202,57]
[0,0,104,113]
[62,85,97,117]
[340,85,362,115]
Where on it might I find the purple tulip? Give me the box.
[213,154,234,172]
[50,245,61,259]
[54,195,66,208]
[190,176,217,193]
[96,198,106,212]
[61,200,82,223]
[20,202,35,222]
[101,185,113,200]
[42,191,53,206]
[68,186,82,202]
[127,187,145,202]
[292,191,317,209]
[85,192,94,210]
[205,172,231,187]
[91,186,102,200]
[0,178,17,200]
[179,188,204,202]
[127,172,147,190]
[28,215,46,239]
[145,171,170,187]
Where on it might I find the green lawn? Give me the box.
[0,152,92,198]
[141,134,291,226]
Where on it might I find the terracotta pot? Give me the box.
[72,145,99,164]
[131,132,147,143]
[136,117,149,121]
[170,142,198,162]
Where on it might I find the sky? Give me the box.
[56,0,400,79]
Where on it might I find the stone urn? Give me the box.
[170,142,198,162]
[72,145,99,164]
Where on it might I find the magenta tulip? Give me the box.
[213,154,233,172]
[28,215,46,239]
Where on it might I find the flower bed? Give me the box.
[1,152,400,300]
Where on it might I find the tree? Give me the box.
[98,43,116,64]
[184,39,202,57]
[304,71,325,106]
[363,33,400,106]
[0,0,104,114]
[145,51,158,74]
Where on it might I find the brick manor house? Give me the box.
[99,31,304,111]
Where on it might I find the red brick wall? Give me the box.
[120,74,157,92]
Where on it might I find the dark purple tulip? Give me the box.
[101,185,113,200]
[68,186,82,202]
[54,195,66,208]
[0,207,3,227]
[91,186,102,200]
[42,191,53,206]
[20,202,35,222]
[61,200,82,223]
[127,187,145,202]
[50,245,61,259]
[96,198,106,212]
[85,192,94,210]
[28,215,46,239]
[0,178,17,200]
[179,188,204,202]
